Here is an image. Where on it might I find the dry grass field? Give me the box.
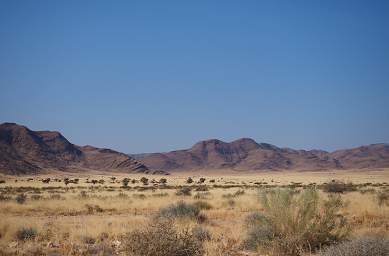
[0,169,388,255]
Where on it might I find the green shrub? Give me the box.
[320,235,389,256]
[124,217,203,256]
[16,227,37,241]
[243,188,350,256]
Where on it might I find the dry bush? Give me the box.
[192,226,211,242]
[158,201,200,220]
[123,217,204,256]
[176,187,192,196]
[322,181,356,193]
[16,227,37,241]
[377,191,389,206]
[194,192,212,200]
[207,235,241,256]
[243,188,350,256]
[15,194,27,204]
[192,201,212,210]
[195,185,209,192]
[222,189,245,198]
[320,235,389,256]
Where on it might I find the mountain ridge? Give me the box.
[136,138,388,172]
[1,122,388,174]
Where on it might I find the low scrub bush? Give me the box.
[194,192,211,200]
[16,227,37,241]
[176,187,192,196]
[243,188,350,256]
[222,189,245,198]
[195,185,209,192]
[158,201,200,220]
[157,201,209,223]
[192,226,211,242]
[320,235,389,256]
[124,217,204,256]
[15,194,27,204]
[0,194,11,201]
[31,194,43,200]
[122,178,130,187]
[377,191,389,206]
[322,181,356,193]
[85,204,103,214]
[193,201,212,210]
[152,192,169,197]
[140,177,149,185]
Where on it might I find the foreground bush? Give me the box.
[320,235,389,256]
[244,188,349,256]
[124,217,204,256]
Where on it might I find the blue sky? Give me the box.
[1,1,388,153]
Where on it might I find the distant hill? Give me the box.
[0,123,153,175]
[137,138,389,172]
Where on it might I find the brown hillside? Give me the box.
[0,123,150,175]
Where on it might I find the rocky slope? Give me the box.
[0,123,150,175]
[138,138,388,172]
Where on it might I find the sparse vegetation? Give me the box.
[124,217,203,256]
[244,188,350,255]
[322,180,357,193]
[320,235,389,256]
[0,172,388,255]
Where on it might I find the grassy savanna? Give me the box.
[0,170,388,255]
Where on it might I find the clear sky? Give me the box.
[1,1,388,153]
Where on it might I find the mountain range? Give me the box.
[1,122,388,175]
[0,123,150,175]
[134,138,389,172]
